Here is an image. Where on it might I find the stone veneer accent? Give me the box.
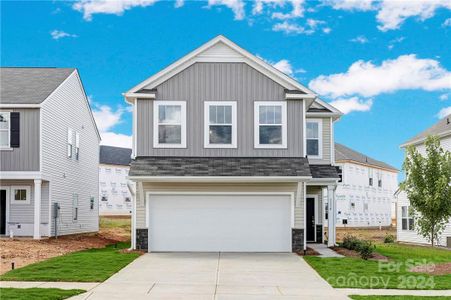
[136,229,148,251]
[292,228,304,252]
[316,225,323,243]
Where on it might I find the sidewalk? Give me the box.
[0,281,99,290]
[339,288,451,296]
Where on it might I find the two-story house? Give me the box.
[124,36,342,252]
[334,143,398,227]
[396,114,451,247]
[99,145,132,215]
[0,67,100,239]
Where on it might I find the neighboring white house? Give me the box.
[99,145,132,216]
[334,143,399,227]
[396,115,451,247]
[0,67,100,239]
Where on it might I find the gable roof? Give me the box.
[100,145,132,166]
[0,67,75,104]
[401,114,451,147]
[125,35,317,100]
[335,143,398,172]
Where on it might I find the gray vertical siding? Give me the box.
[41,72,99,236]
[0,108,40,171]
[137,62,304,157]
[307,117,332,165]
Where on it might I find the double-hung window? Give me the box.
[306,119,322,158]
[204,101,237,148]
[67,128,73,158]
[153,101,186,148]
[254,101,287,148]
[401,206,415,231]
[75,132,80,160]
[0,112,10,148]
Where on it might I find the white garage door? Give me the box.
[148,194,292,252]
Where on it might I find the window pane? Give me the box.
[307,139,319,156]
[259,106,268,124]
[402,219,407,230]
[224,106,231,124]
[15,189,26,201]
[0,131,8,147]
[209,106,216,124]
[159,125,181,144]
[210,105,232,124]
[259,105,282,125]
[0,113,9,129]
[209,125,232,144]
[307,122,319,138]
[409,218,414,230]
[401,206,407,218]
[259,125,282,144]
[216,106,225,123]
[273,106,282,124]
[159,105,181,123]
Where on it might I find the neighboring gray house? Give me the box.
[99,145,132,216]
[124,36,343,252]
[0,67,100,239]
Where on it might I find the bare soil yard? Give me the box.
[325,226,397,243]
[0,216,131,274]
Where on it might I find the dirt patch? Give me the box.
[334,227,397,243]
[0,216,131,275]
[410,262,451,276]
[332,246,388,261]
[296,247,321,256]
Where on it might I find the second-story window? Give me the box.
[75,132,80,160]
[254,101,287,148]
[153,101,186,148]
[67,128,73,158]
[0,112,10,148]
[306,119,322,158]
[204,101,237,148]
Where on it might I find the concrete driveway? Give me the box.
[72,253,349,300]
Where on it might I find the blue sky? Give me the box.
[2,0,450,171]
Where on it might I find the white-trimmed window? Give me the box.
[401,206,415,231]
[72,194,79,221]
[306,119,322,158]
[75,132,80,160]
[67,128,73,158]
[0,112,10,148]
[254,101,287,148]
[204,101,237,148]
[11,186,31,205]
[153,101,186,148]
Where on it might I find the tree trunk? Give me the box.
[431,225,435,247]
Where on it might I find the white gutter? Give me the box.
[127,176,312,183]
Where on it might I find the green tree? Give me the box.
[402,135,451,247]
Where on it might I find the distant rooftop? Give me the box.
[335,143,398,172]
[99,145,132,166]
[402,114,451,147]
[0,67,75,104]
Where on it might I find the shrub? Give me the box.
[342,235,362,251]
[359,240,374,260]
[384,234,395,243]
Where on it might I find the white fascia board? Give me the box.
[127,176,312,183]
[124,92,156,104]
[0,171,42,180]
[0,104,41,108]
[285,93,317,100]
[307,178,339,186]
[400,130,451,148]
[125,35,316,96]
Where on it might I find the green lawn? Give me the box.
[0,242,140,282]
[0,288,85,300]
[350,296,451,300]
[305,243,451,290]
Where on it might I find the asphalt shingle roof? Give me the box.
[309,164,340,179]
[335,143,398,171]
[99,146,132,166]
[402,114,451,146]
[0,67,75,104]
[129,157,312,177]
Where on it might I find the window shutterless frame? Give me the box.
[153,101,187,148]
[204,101,237,148]
[306,119,322,159]
[254,101,287,149]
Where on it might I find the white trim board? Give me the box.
[204,101,237,149]
[128,176,312,182]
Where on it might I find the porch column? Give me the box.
[33,179,42,239]
[327,185,336,247]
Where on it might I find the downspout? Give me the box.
[127,180,136,250]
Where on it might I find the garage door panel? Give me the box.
[148,194,291,252]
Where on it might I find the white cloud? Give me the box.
[272,18,328,35]
[272,0,305,20]
[350,35,368,44]
[175,0,184,8]
[439,93,449,101]
[207,0,245,20]
[443,17,451,27]
[92,104,132,148]
[309,54,451,99]
[73,0,158,21]
[329,97,373,114]
[50,30,78,40]
[437,106,451,119]
[272,59,294,75]
[387,36,405,50]
[328,0,375,11]
[252,0,305,20]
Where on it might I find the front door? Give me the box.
[306,197,315,242]
[0,190,6,235]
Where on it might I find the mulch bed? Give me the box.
[332,246,389,261]
[410,262,451,275]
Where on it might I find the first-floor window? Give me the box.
[72,194,78,221]
[0,111,10,148]
[204,101,237,148]
[306,119,322,158]
[11,186,31,204]
[254,101,287,148]
[401,206,415,231]
[153,101,186,148]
